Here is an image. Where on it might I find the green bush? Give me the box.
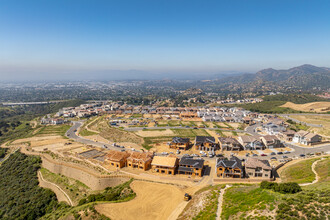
[260,181,301,194]
[260,181,278,190]
[274,182,302,194]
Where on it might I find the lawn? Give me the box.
[280,158,319,184]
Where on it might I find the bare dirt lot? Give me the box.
[281,101,330,113]
[95,180,185,220]
[135,129,174,137]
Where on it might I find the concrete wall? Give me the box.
[41,156,130,190]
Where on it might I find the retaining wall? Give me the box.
[41,156,130,190]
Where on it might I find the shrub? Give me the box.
[260,181,278,190]
[260,181,301,194]
[274,182,302,194]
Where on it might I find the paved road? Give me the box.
[66,121,330,162]
[243,122,330,160]
[281,115,323,127]
[66,121,122,152]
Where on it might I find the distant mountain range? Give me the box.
[220,64,330,90]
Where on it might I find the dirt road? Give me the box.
[95,180,184,220]
[38,171,73,206]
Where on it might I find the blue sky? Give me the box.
[0,0,330,80]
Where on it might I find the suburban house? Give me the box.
[237,135,265,150]
[178,157,204,177]
[260,135,282,148]
[262,122,286,135]
[180,112,199,120]
[126,152,153,171]
[151,156,178,175]
[106,151,130,168]
[216,156,243,178]
[242,116,253,125]
[293,130,322,145]
[169,137,190,150]
[218,137,244,151]
[245,158,272,179]
[278,130,296,141]
[194,136,218,151]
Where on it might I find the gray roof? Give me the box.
[195,136,216,144]
[172,137,190,144]
[179,157,204,169]
[216,156,242,170]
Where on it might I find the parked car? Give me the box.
[282,155,288,158]
[277,152,283,155]
[161,152,169,155]
[201,154,207,157]
[245,153,250,157]
[216,154,224,157]
[284,151,290,154]
[176,150,180,154]
[260,154,267,156]
[209,154,214,158]
[270,157,277,160]
[192,154,199,157]
[270,152,276,155]
[299,154,306,157]
[252,154,258,157]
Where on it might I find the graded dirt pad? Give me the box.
[280,101,330,113]
[95,181,184,220]
[135,129,174,137]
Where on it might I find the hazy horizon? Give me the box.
[1,0,330,81]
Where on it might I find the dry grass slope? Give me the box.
[280,101,330,113]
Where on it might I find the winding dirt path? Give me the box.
[216,185,231,220]
[38,171,74,206]
[300,158,325,186]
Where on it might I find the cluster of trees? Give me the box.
[0,147,8,158]
[78,179,135,205]
[260,181,302,194]
[0,152,61,219]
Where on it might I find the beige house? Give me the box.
[126,152,153,171]
[293,130,322,145]
[151,156,178,175]
[245,158,272,179]
[106,151,130,168]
